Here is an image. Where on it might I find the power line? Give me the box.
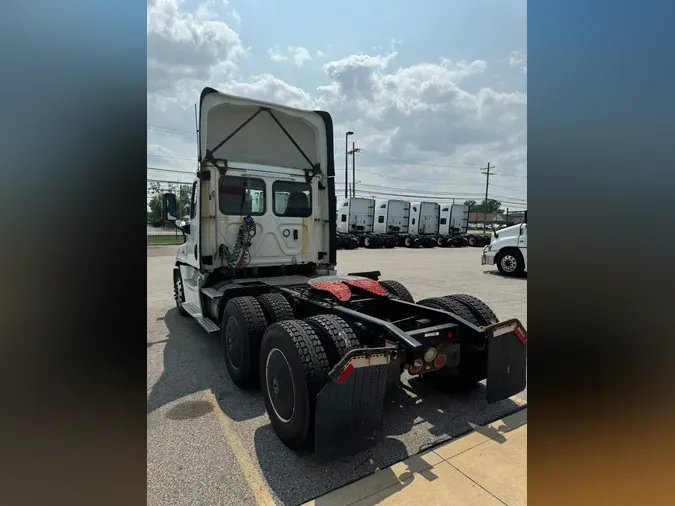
[336,182,526,203]
[336,187,527,205]
[147,166,194,174]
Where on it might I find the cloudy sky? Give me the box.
[147,0,527,209]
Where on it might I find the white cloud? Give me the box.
[147,0,246,93]
[147,3,527,202]
[289,46,312,67]
[267,46,288,62]
[266,45,313,67]
[508,50,527,74]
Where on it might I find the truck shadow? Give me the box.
[149,308,525,506]
[483,269,527,280]
[147,307,266,421]
[253,379,525,506]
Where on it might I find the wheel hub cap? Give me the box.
[501,255,517,272]
[266,349,295,423]
[225,318,242,368]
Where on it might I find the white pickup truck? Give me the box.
[481,220,527,276]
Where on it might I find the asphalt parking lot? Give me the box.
[147,246,527,506]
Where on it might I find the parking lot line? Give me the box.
[204,391,277,506]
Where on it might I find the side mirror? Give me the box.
[163,193,177,221]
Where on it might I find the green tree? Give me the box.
[465,199,504,214]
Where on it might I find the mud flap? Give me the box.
[484,319,527,403]
[313,347,395,463]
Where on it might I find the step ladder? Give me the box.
[181,302,220,333]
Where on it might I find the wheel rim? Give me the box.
[500,255,518,273]
[225,317,243,368]
[266,348,295,423]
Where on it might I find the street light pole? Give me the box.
[345,131,353,199]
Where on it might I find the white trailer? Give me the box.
[408,202,441,247]
[374,199,410,234]
[337,197,393,248]
[439,204,469,235]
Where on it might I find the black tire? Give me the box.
[442,294,499,325]
[304,315,361,367]
[349,237,359,249]
[467,235,477,247]
[221,296,268,389]
[413,237,422,248]
[404,235,413,247]
[417,297,481,327]
[173,268,190,316]
[436,236,445,247]
[496,249,525,276]
[379,280,415,303]
[364,235,373,248]
[259,320,330,450]
[257,293,295,324]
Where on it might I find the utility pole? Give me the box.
[480,162,494,233]
[348,141,361,197]
[345,131,353,199]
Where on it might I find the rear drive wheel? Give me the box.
[364,236,373,248]
[442,294,499,325]
[257,293,295,324]
[260,320,330,449]
[379,280,415,303]
[305,315,361,366]
[436,236,445,247]
[496,249,525,276]
[222,296,268,389]
[418,297,481,327]
[404,235,413,247]
[467,235,478,247]
[173,268,189,316]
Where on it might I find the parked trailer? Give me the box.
[409,201,443,247]
[337,197,394,248]
[374,199,418,248]
[439,204,470,247]
[163,87,528,461]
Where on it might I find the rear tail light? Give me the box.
[434,355,447,369]
[409,365,422,375]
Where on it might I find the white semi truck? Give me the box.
[337,197,395,248]
[408,201,442,247]
[373,199,422,248]
[439,204,470,247]
[481,213,528,276]
[162,87,528,461]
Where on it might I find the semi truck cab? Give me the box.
[481,219,527,276]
